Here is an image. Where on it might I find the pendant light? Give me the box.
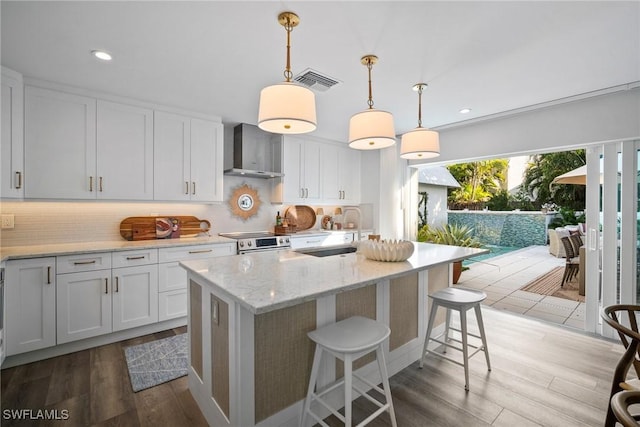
[400,83,440,159]
[258,12,317,134]
[348,55,396,150]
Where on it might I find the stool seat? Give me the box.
[302,316,397,427]
[430,287,486,305]
[420,286,491,391]
[307,316,390,354]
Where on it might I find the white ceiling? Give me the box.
[2,1,639,142]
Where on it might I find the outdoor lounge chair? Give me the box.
[560,236,580,286]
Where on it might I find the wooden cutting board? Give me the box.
[120,216,211,241]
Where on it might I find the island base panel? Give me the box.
[389,273,419,351]
[211,295,230,418]
[254,300,316,423]
[190,280,203,380]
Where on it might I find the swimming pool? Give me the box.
[463,244,522,267]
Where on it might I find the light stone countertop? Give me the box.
[181,242,488,315]
[0,235,236,262]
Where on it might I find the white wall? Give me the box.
[418,184,449,228]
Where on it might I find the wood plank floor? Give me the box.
[1,308,623,426]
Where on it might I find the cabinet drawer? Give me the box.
[112,249,158,268]
[158,243,235,263]
[158,262,187,292]
[57,252,111,274]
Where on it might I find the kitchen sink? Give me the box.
[294,246,357,258]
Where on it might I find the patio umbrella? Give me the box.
[551,165,587,185]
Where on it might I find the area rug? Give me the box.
[519,266,585,303]
[123,333,188,392]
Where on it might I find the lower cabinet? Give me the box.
[112,264,159,331]
[5,257,56,356]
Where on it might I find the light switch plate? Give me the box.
[212,298,219,325]
[1,214,14,229]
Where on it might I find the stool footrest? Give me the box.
[448,326,483,341]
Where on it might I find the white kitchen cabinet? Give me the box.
[24,86,96,199]
[112,263,159,331]
[57,269,112,344]
[1,67,24,199]
[157,243,235,321]
[321,143,361,204]
[5,257,56,356]
[96,100,153,200]
[278,135,321,204]
[154,111,223,202]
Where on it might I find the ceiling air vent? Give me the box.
[294,68,341,92]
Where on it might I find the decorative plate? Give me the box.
[284,205,316,231]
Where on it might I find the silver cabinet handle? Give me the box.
[115,276,119,293]
[47,266,51,284]
[185,182,189,194]
[74,260,96,265]
[192,182,196,195]
[99,176,103,192]
[15,171,22,189]
[89,176,93,192]
[105,278,108,294]
[300,188,304,198]
[126,256,145,260]
[188,249,213,254]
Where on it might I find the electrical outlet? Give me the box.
[1,214,15,229]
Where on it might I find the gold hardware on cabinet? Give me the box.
[192,182,196,195]
[185,182,189,194]
[105,278,108,294]
[99,177,103,192]
[188,249,213,254]
[89,176,93,192]
[73,260,96,265]
[126,256,145,260]
[115,277,119,292]
[47,266,51,284]
[15,171,22,189]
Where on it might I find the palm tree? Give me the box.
[522,150,586,210]
[447,159,508,208]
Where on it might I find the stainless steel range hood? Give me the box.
[224,124,283,179]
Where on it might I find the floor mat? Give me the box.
[123,333,188,392]
[519,266,585,302]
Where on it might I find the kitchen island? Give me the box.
[181,242,487,427]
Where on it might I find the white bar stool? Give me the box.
[419,287,491,391]
[301,316,397,427]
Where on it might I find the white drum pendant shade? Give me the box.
[400,128,440,159]
[348,109,396,150]
[258,82,317,134]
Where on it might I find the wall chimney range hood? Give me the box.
[224,124,283,179]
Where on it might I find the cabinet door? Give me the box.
[281,136,304,203]
[154,111,190,201]
[159,289,187,321]
[112,265,158,331]
[97,100,153,200]
[57,270,111,343]
[5,257,56,355]
[321,144,341,203]
[340,147,361,204]
[302,140,322,201]
[190,118,223,202]
[1,68,24,199]
[24,86,96,199]
[158,262,187,292]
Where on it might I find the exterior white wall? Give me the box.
[418,184,449,228]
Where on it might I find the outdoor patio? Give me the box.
[457,245,586,330]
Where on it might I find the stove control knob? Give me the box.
[285,237,290,243]
[239,241,244,247]
[279,238,284,244]
[247,241,252,247]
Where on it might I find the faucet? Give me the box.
[342,207,362,242]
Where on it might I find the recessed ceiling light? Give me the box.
[459,108,471,114]
[91,50,112,61]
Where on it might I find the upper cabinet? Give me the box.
[21,81,222,202]
[273,135,360,205]
[1,67,24,199]
[24,86,97,199]
[154,111,223,202]
[97,100,153,200]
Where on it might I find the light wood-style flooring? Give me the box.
[1,308,623,426]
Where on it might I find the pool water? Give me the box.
[463,245,521,267]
